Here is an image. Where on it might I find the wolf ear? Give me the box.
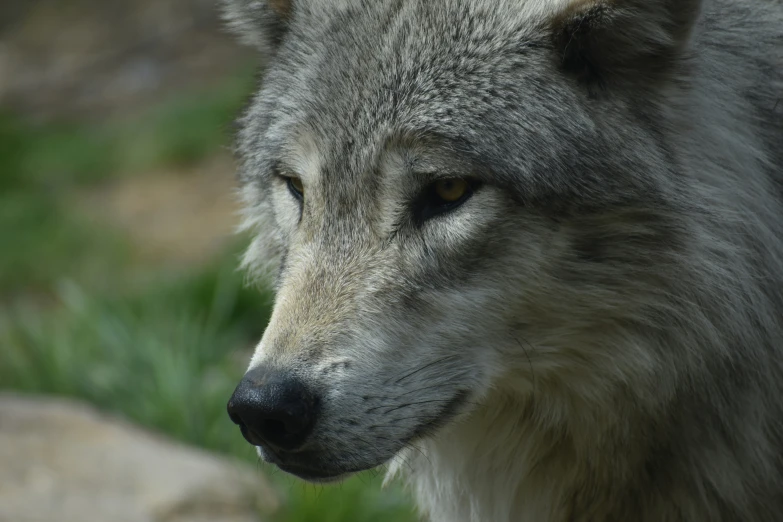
[551,0,702,85]
[221,0,292,53]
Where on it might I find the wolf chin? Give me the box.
[221,0,783,520]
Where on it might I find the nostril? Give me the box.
[261,418,288,440]
[250,410,313,450]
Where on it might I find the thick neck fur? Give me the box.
[392,358,778,522]
[392,387,637,522]
[395,392,580,522]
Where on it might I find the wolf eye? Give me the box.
[415,178,478,223]
[434,179,468,202]
[287,177,304,201]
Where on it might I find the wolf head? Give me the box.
[224,0,708,482]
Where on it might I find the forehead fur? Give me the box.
[242,1,558,167]
[237,0,673,215]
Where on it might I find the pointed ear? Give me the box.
[550,0,703,85]
[221,0,292,54]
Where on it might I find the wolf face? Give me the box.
[224,0,783,495]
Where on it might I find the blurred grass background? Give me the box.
[0,1,416,520]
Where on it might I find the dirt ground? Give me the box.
[74,153,241,267]
[0,0,253,121]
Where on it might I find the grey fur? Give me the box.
[222,0,783,520]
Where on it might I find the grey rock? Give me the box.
[0,393,278,522]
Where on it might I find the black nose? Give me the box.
[227,366,318,452]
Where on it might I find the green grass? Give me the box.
[0,65,255,296]
[0,189,131,297]
[0,64,417,522]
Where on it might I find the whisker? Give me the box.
[382,398,467,415]
[362,374,473,401]
[406,441,433,469]
[389,354,461,385]
[366,398,452,414]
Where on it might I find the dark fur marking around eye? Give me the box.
[287,177,304,201]
[271,162,304,223]
[412,179,482,226]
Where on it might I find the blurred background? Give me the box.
[0,1,416,521]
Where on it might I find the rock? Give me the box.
[0,393,278,522]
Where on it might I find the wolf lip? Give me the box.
[257,446,370,481]
[275,462,365,483]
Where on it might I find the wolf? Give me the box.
[222,0,783,520]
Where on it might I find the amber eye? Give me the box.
[433,178,469,203]
[287,177,304,200]
[413,177,478,224]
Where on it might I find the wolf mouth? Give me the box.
[405,390,470,443]
[275,463,369,483]
[264,390,470,482]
